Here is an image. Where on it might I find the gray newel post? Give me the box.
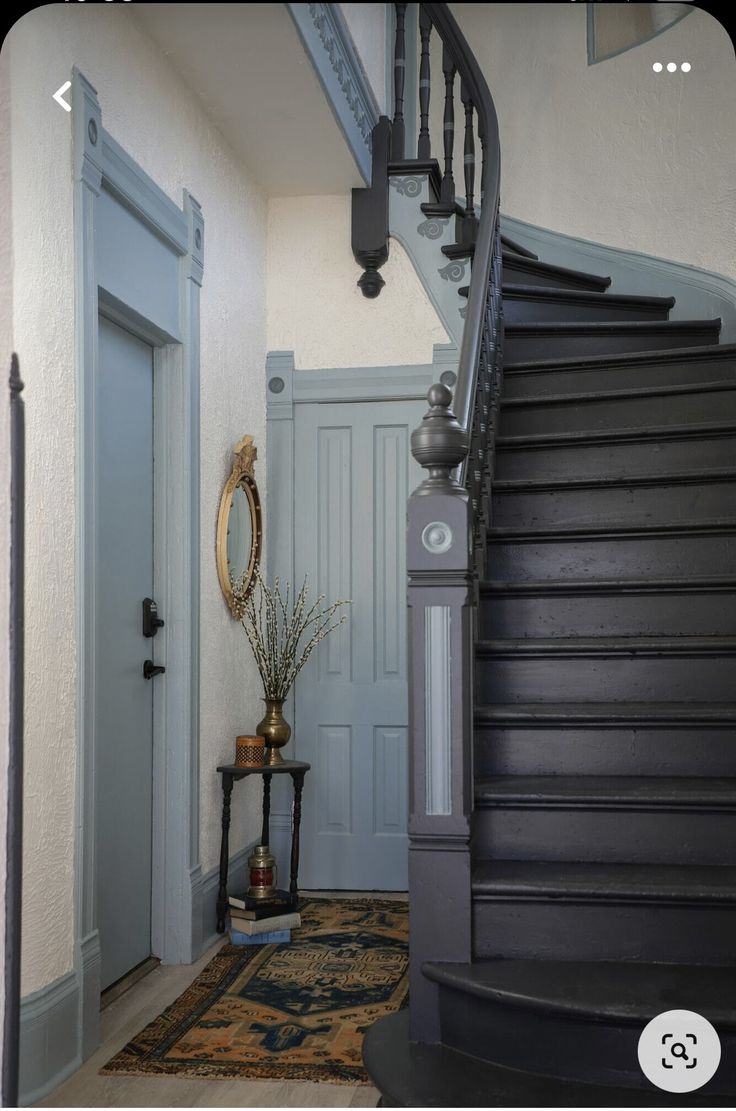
[407,384,474,1043]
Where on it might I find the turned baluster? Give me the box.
[461,80,478,245]
[392,3,407,161]
[418,10,433,159]
[440,45,456,204]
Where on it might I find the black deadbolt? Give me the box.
[143,659,166,680]
[142,597,165,638]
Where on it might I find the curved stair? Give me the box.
[359,3,736,1104]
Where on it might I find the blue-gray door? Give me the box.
[96,315,155,990]
[293,400,423,890]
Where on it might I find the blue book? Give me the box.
[230,928,291,946]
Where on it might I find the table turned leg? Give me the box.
[289,771,305,905]
[216,772,234,933]
[261,772,272,848]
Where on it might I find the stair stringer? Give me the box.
[388,173,467,349]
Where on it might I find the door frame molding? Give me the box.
[264,344,456,875]
[72,69,203,1056]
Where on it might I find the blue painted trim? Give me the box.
[587,3,692,65]
[190,843,253,959]
[62,68,204,1104]
[19,971,80,1107]
[287,3,379,184]
[500,212,736,343]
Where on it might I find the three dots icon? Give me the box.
[653,62,691,72]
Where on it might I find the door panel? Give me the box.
[294,400,423,890]
[96,316,155,990]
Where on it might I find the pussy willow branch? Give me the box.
[232,566,350,700]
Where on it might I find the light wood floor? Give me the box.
[37,891,403,1107]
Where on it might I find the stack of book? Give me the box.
[228,888,301,946]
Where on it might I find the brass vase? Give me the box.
[256,698,291,765]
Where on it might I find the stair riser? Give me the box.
[492,480,736,530]
[473,809,736,865]
[504,361,736,397]
[479,591,736,639]
[437,977,736,1092]
[502,297,670,325]
[476,655,735,702]
[506,329,719,363]
[502,259,608,291]
[496,435,736,481]
[473,900,736,965]
[475,726,736,778]
[489,533,736,580]
[499,389,736,436]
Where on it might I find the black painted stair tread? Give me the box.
[474,776,736,807]
[505,319,720,341]
[388,157,441,193]
[500,234,539,259]
[493,467,736,491]
[500,251,612,291]
[504,341,736,375]
[445,243,613,290]
[500,378,735,408]
[476,636,736,657]
[471,860,736,902]
[423,960,736,1025]
[475,702,736,724]
[481,575,736,596]
[464,286,677,325]
[497,420,736,448]
[362,1010,732,1108]
[488,520,736,542]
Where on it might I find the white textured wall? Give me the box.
[339,3,388,112]
[267,194,447,368]
[451,4,736,278]
[6,4,266,996]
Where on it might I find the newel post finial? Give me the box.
[411,383,468,493]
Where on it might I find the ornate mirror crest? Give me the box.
[216,435,263,617]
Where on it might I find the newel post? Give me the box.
[407,384,474,1043]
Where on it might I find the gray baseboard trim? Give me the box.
[19,970,81,1107]
[500,213,736,343]
[78,930,100,1063]
[191,843,253,958]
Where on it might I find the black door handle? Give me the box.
[143,597,165,638]
[143,659,166,680]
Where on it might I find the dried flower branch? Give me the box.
[231,566,350,700]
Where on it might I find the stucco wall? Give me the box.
[339,3,388,113]
[451,3,736,278]
[267,194,447,369]
[6,4,266,997]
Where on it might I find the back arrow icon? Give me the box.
[53,81,71,112]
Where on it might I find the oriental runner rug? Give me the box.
[101,897,408,1084]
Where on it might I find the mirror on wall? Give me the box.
[216,435,262,616]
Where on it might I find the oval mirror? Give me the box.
[216,435,262,616]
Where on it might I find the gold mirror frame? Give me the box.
[216,435,263,616]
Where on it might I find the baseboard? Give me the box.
[19,969,81,1106]
[500,213,736,343]
[191,843,253,958]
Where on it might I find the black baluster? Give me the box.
[478,118,488,211]
[461,80,478,245]
[418,10,432,159]
[392,3,407,161]
[440,45,456,204]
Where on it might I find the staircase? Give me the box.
[356,4,736,1105]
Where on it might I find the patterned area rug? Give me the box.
[101,897,408,1084]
